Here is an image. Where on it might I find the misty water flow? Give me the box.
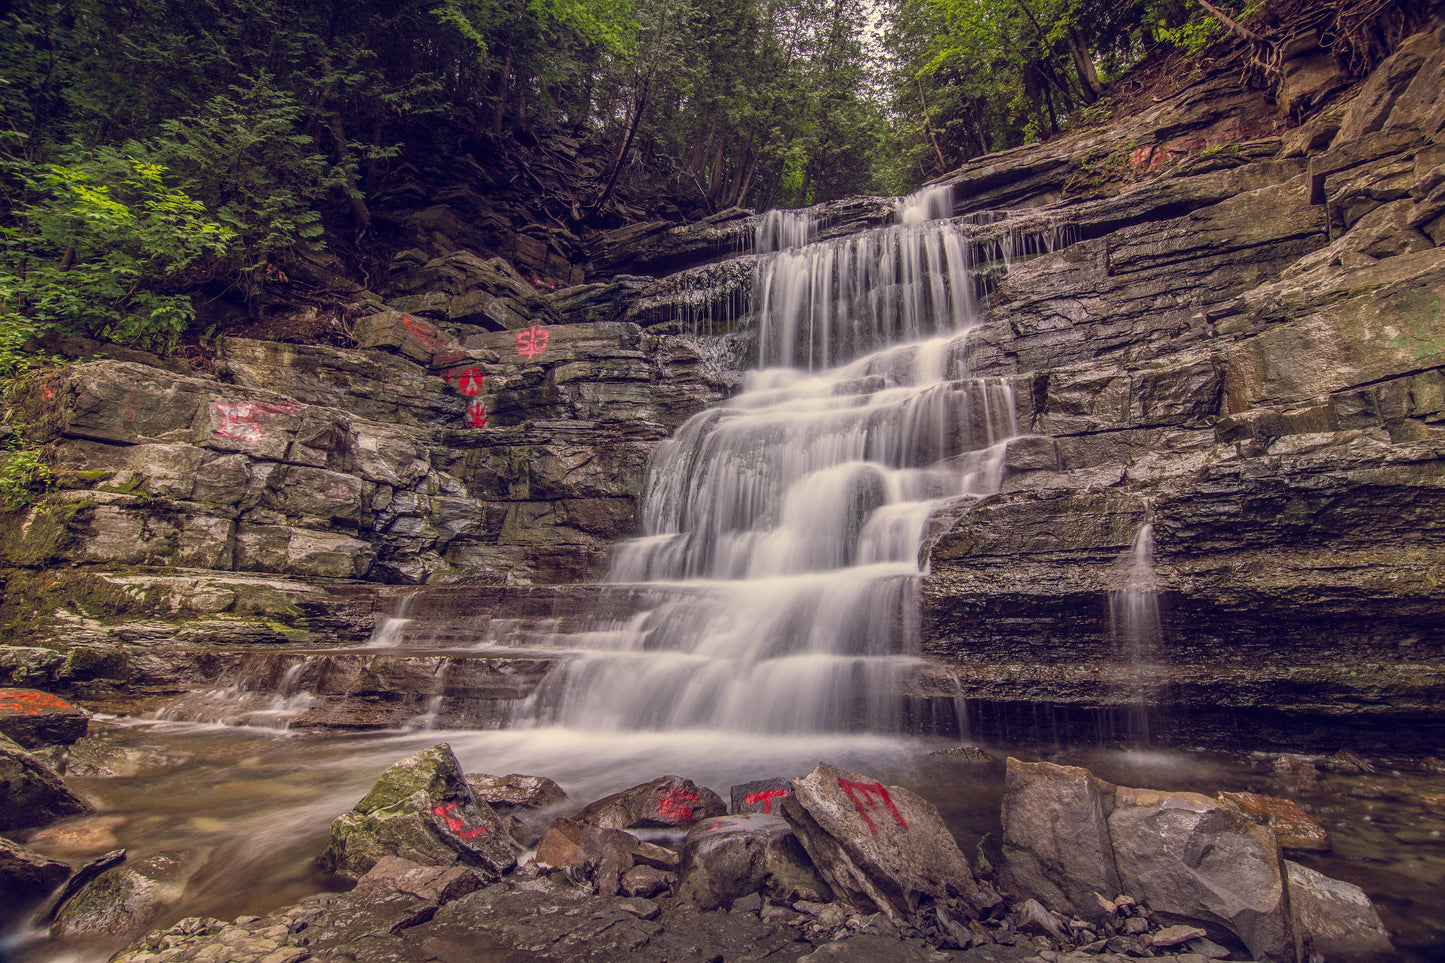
[515,186,1058,735]
[1108,520,1164,742]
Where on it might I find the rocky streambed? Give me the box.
[3,699,1444,963]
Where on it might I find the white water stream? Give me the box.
[514,187,1043,735]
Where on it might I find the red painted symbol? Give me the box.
[745,789,789,814]
[837,779,908,836]
[212,401,300,442]
[402,314,447,354]
[446,366,485,397]
[515,325,550,360]
[466,400,488,429]
[430,801,489,839]
[657,789,700,823]
[434,350,468,368]
[0,691,73,716]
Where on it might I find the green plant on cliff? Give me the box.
[1391,296,1443,360]
[1,150,234,352]
[0,433,49,511]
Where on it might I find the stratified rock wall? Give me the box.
[919,18,1445,751]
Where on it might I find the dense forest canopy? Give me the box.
[0,0,1427,363]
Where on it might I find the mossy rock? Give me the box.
[320,742,515,881]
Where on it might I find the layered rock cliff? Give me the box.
[2,15,1442,749]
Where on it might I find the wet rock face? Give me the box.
[11,318,729,606]
[320,743,516,882]
[0,688,89,748]
[917,19,1445,752]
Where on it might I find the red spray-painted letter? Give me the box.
[837,779,908,835]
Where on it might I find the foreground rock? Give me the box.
[782,762,1001,924]
[676,813,831,909]
[319,743,516,881]
[0,732,93,831]
[1000,758,1397,962]
[0,688,90,748]
[574,774,727,830]
[50,851,201,941]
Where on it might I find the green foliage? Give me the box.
[1156,16,1220,54]
[1,150,233,351]
[0,433,50,511]
[154,79,332,275]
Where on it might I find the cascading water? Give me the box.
[1108,519,1164,743]
[516,186,1053,736]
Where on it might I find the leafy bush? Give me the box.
[1,149,234,352]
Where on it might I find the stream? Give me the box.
[4,718,1443,962]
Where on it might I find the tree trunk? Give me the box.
[590,77,651,215]
[490,46,512,133]
[917,77,949,173]
[1066,27,1102,103]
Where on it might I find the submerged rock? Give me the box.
[319,742,516,882]
[0,732,93,831]
[50,850,201,940]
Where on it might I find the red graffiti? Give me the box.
[212,401,300,442]
[526,275,558,291]
[445,366,485,397]
[430,801,489,839]
[0,691,73,716]
[837,779,908,836]
[515,325,550,360]
[466,400,488,429]
[433,349,468,368]
[657,789,700,823]
[402,314,447,354]
[744,789,789,814]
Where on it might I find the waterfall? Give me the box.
[1109,521,1162,658]
[517,185,1053,735]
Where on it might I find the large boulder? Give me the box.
[781,762,999,924]
[1109,785,1292,963]
[574,775,727,830]
[999,758,1121,924]
[0,733,93,832]
[999,758,1395,963]
[1286,860,1399,963]
[320,743,516,881]
[676,813,831,910]
[0,689,90,749]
